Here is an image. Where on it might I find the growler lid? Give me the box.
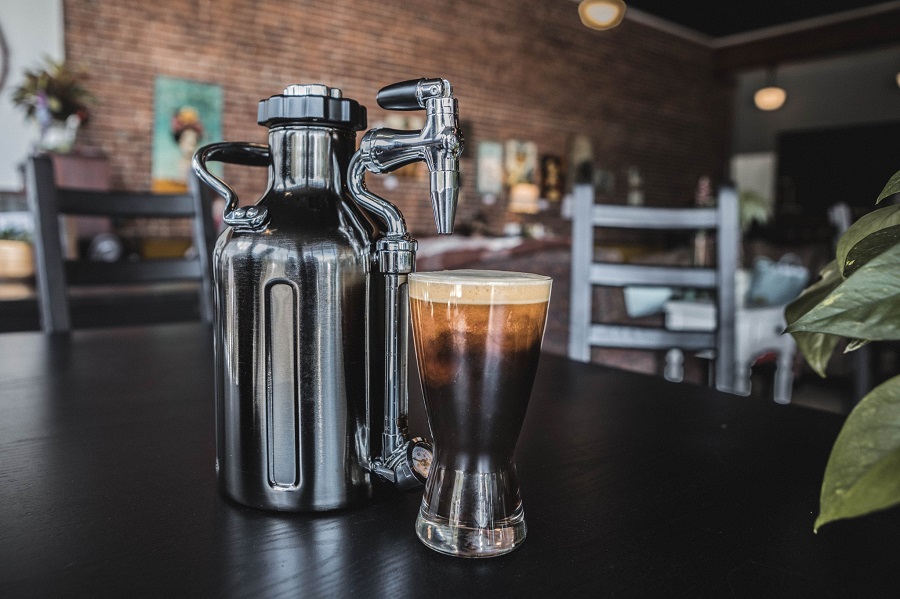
[257,84,367,130]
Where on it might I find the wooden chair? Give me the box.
[25,154,215,333]
[568,184,739,393]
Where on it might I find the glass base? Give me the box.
[415,503,526,558]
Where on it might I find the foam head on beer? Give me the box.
[407,269,552,305]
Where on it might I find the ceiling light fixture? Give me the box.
[754,67,787,111]
[579,0,627,31]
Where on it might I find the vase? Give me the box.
[39,115,81,153]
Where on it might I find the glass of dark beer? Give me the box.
[408,269,552,557]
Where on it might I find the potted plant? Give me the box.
[11,57,94,153]
[784,168,900,531]
[0,228,34,280]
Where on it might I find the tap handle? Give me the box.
[377,78,427,111]
[376,78,451,111]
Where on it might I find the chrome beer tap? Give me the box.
[348,78,463,490]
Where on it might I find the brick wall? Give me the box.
[64,0,732,239]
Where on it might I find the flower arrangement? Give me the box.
[11,57,94,152]
[11,57,93,126]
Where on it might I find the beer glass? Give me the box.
[408,269,552,558]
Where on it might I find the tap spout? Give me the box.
[356,78,463,235]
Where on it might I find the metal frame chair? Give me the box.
[568,183,739,393]
[25,154,215,333]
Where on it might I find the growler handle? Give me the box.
[192,142,271,230]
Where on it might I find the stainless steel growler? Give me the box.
[192,79,462,511]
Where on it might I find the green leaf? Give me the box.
[876,169,900,204]
[785,261,841,324]
[791,332,840,378]
[843,226,900,278]
[815,375,900,531]
[786,244,900,342]
[844,339,870,353]
[835,204,900,277]
[784,261,842,376]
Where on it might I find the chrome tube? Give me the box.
[347,78,462,490]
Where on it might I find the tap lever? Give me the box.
[377,78,450,111]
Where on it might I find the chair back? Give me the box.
[25,154,215,332]
[568,184,739,392]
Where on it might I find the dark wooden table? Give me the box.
[1,323,898,597]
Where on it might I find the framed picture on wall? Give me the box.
[476,140,504,195]
[540,155,564,202]
[151,76,223,193]
[504,139,538,187]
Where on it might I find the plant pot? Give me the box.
[0,240,35,279]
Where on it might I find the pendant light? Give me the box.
[579,0,627,31]
[754,67,787,111]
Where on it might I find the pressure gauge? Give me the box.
[392,437,433,491]
[409,438,433,480]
